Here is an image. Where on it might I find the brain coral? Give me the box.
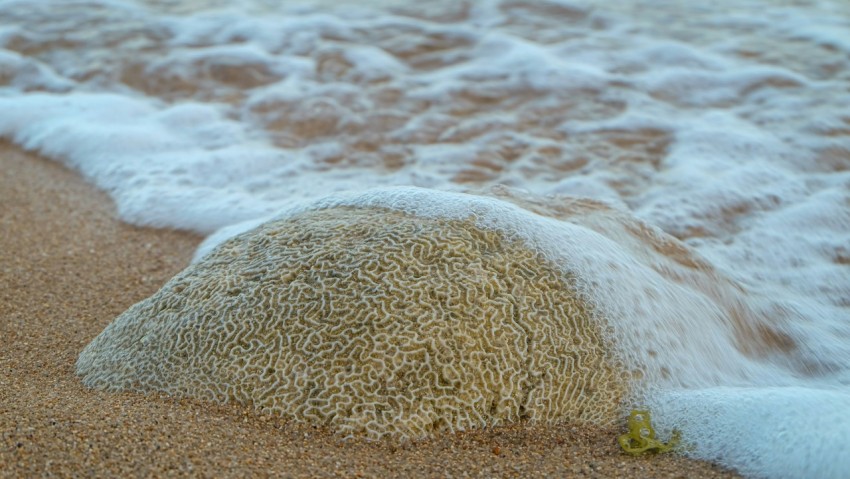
[77,206,626,438]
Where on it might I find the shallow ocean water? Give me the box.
[1,0,848,477]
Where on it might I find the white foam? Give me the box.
[650,387,850,479]
[422,31,609,91]
[1,0,849,476]
[0,49,74,91]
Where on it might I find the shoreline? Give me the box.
[0,142,741,477]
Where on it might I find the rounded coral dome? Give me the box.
[77,205,626,438]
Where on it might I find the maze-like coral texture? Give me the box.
[77,206,625,438]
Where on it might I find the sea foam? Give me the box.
[1,0,849,476]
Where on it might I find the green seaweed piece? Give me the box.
[618,409,680,455]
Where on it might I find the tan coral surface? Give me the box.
[77,206,625,438]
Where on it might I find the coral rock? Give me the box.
[77,206,624,438]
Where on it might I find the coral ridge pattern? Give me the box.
[77,206,624,438]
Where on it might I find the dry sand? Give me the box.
[0,142,741,477]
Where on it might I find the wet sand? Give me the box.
[0,143,740,477]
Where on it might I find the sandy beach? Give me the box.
[0,142,742,477]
